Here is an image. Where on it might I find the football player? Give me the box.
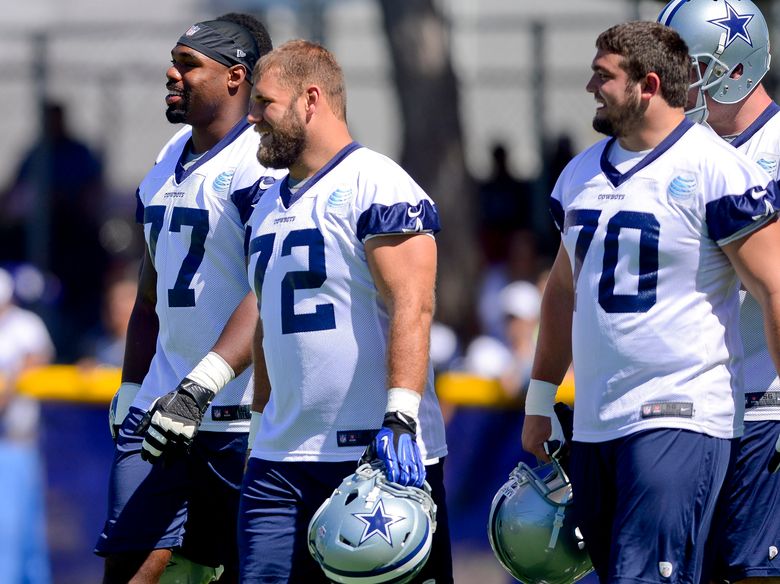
[521,21,780,584]
[94,14,285,584]
[241,40,452,583]
[660,1,780,582]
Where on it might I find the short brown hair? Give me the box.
[596,21,690,108]
[254,39,347,121]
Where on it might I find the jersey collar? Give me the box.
[600,118,694,188]
[279,141,362,209]
[174,119,251,184]
[730,101,780,149]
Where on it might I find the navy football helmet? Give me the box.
[308,463,436,584]
[658,0,771,122]
[488,456,593,584]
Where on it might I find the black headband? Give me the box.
[177,20,259,82]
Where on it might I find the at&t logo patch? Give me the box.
[667,173,697,203]
[327,187,353,208]
[212,169,236,193]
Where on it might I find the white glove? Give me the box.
[109,382,141,442]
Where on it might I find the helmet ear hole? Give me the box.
[339,534,357,548]
[344,490,359,506]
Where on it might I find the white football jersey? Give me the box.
[246,143,448,462]
[731,102,780,421]
[551,120,777,442]
[133,121,285,431]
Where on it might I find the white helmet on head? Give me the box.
[308,463,437,584]
[658,0,771,122]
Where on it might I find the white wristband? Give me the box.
[385,387,421,421]
[248,411,262,449]
[186,352,235,394]
[524,379,558,417]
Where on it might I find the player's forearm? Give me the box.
[385,296,434,395]
[531,293,573,384]
[211,291,258,375]
[121,297,159,384]
[531,245,573,384]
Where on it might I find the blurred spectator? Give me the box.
[0,268,54,441]
[543,133,576,191]
[78,266,138,367]
[0,101,109,361]
[430,320,462,425]
[430,320,460,374]
[0,267,53,584]
[477,230,546,340]
[465,280,542,398]
[477,142,535,264]
[444,279,541,562]
[538,134,576,253]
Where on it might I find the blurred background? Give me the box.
[1,0,778,582]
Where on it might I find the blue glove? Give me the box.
[361,411,426,488]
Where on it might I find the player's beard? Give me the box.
[592,90,645,138]
[165,90,190,124]
[257,104,306,169]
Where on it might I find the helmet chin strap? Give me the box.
[548,479,574,550]
[549,505,565,549]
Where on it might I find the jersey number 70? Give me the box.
[565,209,659,313]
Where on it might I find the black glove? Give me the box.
[138,379,215,463]
[360,411,426,488]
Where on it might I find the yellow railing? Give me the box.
[435,371,575,408]
[13,365,576,408]
[16,365,120,403]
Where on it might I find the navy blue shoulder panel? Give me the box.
[134,188,143,224]
[356,200,440,242]
[232,174,280,225]
[550,197,564,233]
[705,181,779,242]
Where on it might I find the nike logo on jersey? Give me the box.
[402,204,424,232]
[752,198,775,221]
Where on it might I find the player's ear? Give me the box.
[227,65,248,89]
[303,85,321,115]
[641,72,661,100]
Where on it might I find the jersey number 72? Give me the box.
[249,228,337,334]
